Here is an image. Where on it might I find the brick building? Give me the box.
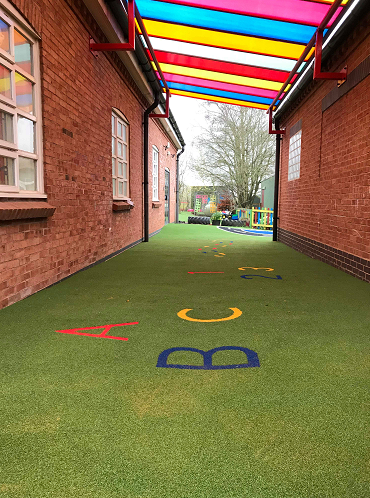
[274,1,370,282]
[0,0,185,309]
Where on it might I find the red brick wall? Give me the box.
[0,0,178,309]
[278,20,370,264]
[149,120,178,232]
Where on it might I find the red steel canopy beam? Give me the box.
[313,28,347,80]
[89,0,170,118]
[267,0,347,129]
[90,0,136,51]
[268,107,285,135]
[149,88,170,118]
[135,8,171,118]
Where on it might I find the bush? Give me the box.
[210,211,223,221]
[217,198,234,212]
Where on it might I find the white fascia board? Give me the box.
[160,115,182,150]
[82,0,154,104]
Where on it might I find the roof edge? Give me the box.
[275,0,368,121]
[107,0,185,147]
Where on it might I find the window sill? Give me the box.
[0,192,48,199]
[0,201,56,221]
[152,202,162,208]
[112,199,134,212]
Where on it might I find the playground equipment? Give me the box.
[237,208,273,229]
[194,193,219,216]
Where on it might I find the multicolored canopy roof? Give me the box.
[136,0,347,110]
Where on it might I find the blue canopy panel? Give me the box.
[136,0,318,44]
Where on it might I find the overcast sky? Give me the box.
[170,95,208,186]
[169,95,272,187]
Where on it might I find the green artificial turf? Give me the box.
[178,211,192,222]
[0,224,369,497]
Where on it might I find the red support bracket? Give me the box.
[89,0,136,52]
[149,90,170,119]
[313,28,347,81]
[268,108,285,135]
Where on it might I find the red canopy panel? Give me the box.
[149,50,298,84]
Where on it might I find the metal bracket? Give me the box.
[89,38,99,58]
[313,28,347,81]
[149,90,170,119]
[89,0,170,119]
[268,108,286,135]
[89,0,136,52]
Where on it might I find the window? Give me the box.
[288,120,302,181]
[0,5,42,196]
[152,145,159,201]
[112,110,129,199]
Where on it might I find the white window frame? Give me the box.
[0,2,44,198]
[112,109,129,200]
[152,145,159,201]
[288,125,302,182]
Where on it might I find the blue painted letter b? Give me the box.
[156,346,260,370]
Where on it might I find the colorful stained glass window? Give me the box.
[14,29,33,75]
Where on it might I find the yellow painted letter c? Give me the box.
[177,308,242,322]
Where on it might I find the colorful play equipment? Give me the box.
[237,208,273,229]
[189,202,273,229]
[194,192,220,216]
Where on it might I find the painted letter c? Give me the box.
[177,307,242,322]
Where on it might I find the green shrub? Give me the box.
[211,211,223,221]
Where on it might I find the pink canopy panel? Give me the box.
[153,0,343,26]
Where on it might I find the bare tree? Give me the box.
[192,103,275,208]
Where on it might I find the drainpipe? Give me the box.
[273,118,281,242]
[143,92,160,242]
[175,146,185,223]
